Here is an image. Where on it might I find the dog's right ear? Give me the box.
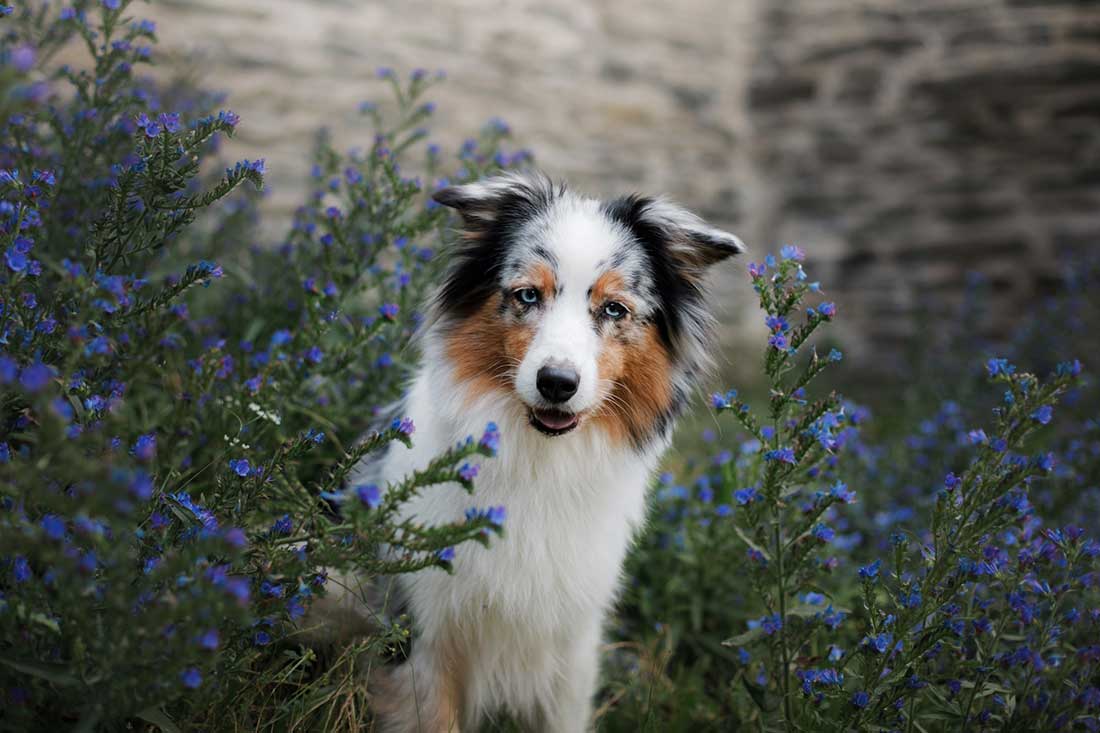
[432,171,557,233]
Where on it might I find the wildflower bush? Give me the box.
[605,250,1099,732]
[0,3,524,730]
[4,3,1100,733]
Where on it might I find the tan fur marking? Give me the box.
[589,269,628,308]
[444,294,532,405]
[594,323,675,446]
[371,636,467,732]
[529,261,557,298]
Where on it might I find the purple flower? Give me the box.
[458,462,479,481]
[851,690,870,709]
[768,333,789,351]
[11,44,36,73]
[355,484,381,509]
[229,458,251,477]
[392,417,415,436]
[812,523,835,542]
[765,315,789,333]
[379,302,400,320]
[479,422,500,454]
[102,0,121,9]
[133,433,156,461]
[748,262,766,278]
[818,302,837,318]
[158,112,182,133]
[436,547,455,562]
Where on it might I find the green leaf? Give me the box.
[732,525,771,560]
[136,707,183,733]
[0,657,81,687]
[722,627,763,647]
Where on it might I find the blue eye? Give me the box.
[603,302,627,320]
[515,288,540,306]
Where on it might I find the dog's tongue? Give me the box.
[534,409,577,430]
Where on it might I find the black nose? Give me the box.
[536,366,579,404]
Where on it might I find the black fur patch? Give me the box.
[602,194,704,355]
[434,177,561,319]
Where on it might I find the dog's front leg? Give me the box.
[541,622,601,733]
[373,640,464,733]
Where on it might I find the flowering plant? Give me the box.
[0,3,525,729]
[607,249,1097,732]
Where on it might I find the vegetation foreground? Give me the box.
[1,4,1098,731]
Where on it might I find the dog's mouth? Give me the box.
[528,407,580,436]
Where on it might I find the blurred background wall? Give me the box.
[144,0,1100,363]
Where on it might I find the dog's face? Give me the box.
[430,172,742,450]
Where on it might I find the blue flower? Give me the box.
[811,523,834,542]
[818,302,837,318]
[764,448,796,464]
[270,514,293,536]
[12,556,31,582]
[1056,359,1083,377]
[19,361,54,392]
[780,245,805,261]
[851,690,870,708]
[40,514,65,541]
[436,547,455,562]
[748,613,783,636]
[858,559,881,580]
[1030,405,1053,425]
[197,629,219,650]
[986,358,1016,377]
[829,481,856,503]
[864,632,893,654]
[734,487,759,505]
[229,458,251,477]
[180,667,202,689]
[133,433,156,461]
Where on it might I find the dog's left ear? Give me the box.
[609,196,745,276]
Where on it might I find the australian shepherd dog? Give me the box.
[328,171,743,732]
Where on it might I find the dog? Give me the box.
[342,171,742,731]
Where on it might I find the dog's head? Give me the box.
[429,171,743,450]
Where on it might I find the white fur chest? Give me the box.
[377,369,658,636]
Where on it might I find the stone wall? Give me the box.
[141,0,1100,360]
[740,0,1100,358]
